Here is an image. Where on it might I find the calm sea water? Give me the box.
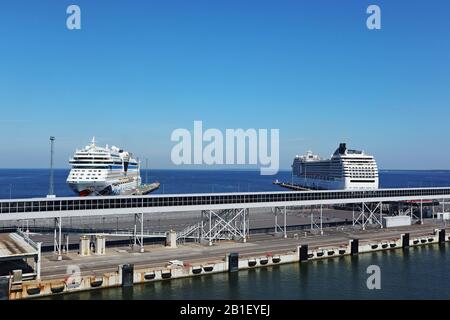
[1,169,450,199]
[3,169,450,299]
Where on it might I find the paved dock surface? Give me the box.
[38,221,445,280]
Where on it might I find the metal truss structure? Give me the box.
[352,202,383,230]
[309,205,324,235]
[176,208,249,246]
[273,206,288,238]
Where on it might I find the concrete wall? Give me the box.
[7,228,448,300]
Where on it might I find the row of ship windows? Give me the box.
[301,169,376,173]
[300,176,377,180]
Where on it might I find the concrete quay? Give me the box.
[5,220,449,300]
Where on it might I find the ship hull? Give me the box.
[68,181,112,196]
[68,178,140,196]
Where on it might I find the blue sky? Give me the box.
[0,0,449,169]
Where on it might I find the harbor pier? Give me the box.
[1,187,450,299]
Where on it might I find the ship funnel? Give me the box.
[338,143,347,154]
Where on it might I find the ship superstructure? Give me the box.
[292,143,379,190]
[66,137,141,196]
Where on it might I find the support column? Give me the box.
[64,234,69,254]
[274,209,277,234]
[140,213,144,253]
[36,242,42,280]
[53,223,56,253]
[200,210,204,242]
[133,215,137,247]
[133,213,145,252]
[242,209,247,243]
[320,204,323,235]
[352,205,355,227]
[380,202,383,229]
[362,203,365,231]
[246,208,250,241]
[420,199,423,225]
[53,217,62,261]
[209,210,212,246]
[283,206,287,239]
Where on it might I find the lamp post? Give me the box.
[47,136,55,198]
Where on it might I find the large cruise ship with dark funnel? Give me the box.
[66,137,141,196]
[292,143,379,190]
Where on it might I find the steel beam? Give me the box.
[274,206,287,238]
[353,202,383,230]
[133,213,144,253]
[179,208,250,245]
[53,217,62,260]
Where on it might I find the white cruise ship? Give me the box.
[292,143,379,190]
[66,137,141,196]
